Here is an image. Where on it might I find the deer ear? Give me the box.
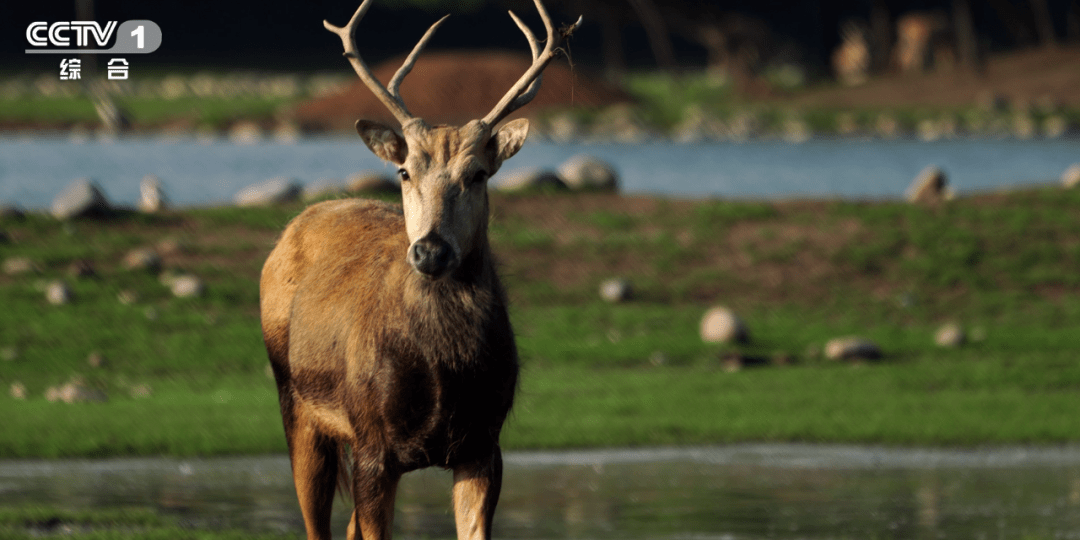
[356,120,408,165]
[488,118,530,166]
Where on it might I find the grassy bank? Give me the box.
[0,506,296,539]
[7,70,1078,138]
[2,188,1080,457]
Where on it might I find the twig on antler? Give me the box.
[481,1,583,127]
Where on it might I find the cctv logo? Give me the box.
[25,20,161,55]
[27,21,118,48]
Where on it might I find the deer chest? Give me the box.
[367,322,518,469]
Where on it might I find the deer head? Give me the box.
[325,0,580,279]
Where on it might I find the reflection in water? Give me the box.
[3,445,1080,539]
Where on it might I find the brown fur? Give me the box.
[261,137,520,539]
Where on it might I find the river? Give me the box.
[1,136,1078,209]
[4,445,1080,538]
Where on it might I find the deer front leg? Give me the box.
[452,449,504,540]
[288,421,339,540]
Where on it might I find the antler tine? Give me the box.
[508,11,541,61]
[388,14,450,99]
[481,0,582,128]
[324,0,415,125]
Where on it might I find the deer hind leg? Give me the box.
[346,455,401,540]
[287,419,340,540]
[452,449,504,540]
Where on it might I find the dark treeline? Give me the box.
[4,0,1079,77]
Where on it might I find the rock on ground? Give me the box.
[346,171,398,193]
[123,247,162,272]
[493,167,566,193]
[51,178,112,219]
[700,307,749,344]
[9,382,27,400]
[303,178,345,200]
[906,166,949,204]
[3,256,38,275]
[45,380,107,404]
[558,155,620,191]
[87,351,106,368]
[1062,164,1080,189]
[138,174,169,213]
[67,259,96,278]
[934,323,966,348]
[598,278,633,303]
[234,177,302,207]
[229,121,263,144]
[45,280,73,305]
[824,336,882,361]
[129,384,153,399]
[170,275,205,298]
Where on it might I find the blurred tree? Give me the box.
[1071,0,1080,42]
[626,0,677,71]
[1029,0,1058,44]
[952,0,982,72]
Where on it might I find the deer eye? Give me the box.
[398,168,410,182]
[469,170,489,185]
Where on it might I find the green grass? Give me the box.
[3,189,1080,458]
[0,94,292,128]
[0,506,299,540]
[8,71,1079,137]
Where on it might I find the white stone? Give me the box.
[3,256,37,275]
[824,336,882,361]
[123,247,162,272]
[170,275,205,298]
[46,380,107,404]
[598,278,633,303]
[1061,164,1080,189]
[934,323,966,348]
[346,171,397,193]
[45,280,73,305]
[234,177,302,207]
[493,167,566,193]
[906,166,948,204]
[51,178,111,219]
[229,121,262,144]
[130,384,153,399]
[558,155,620,191]
[137,174,168,213]
[699,307,749,344]
[303,178,345,200]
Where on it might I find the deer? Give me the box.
[259,1,580,539]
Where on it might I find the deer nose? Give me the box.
[408,233,455,278]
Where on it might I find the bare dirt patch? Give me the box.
[785,46,1080,109]
[294,51,631,130]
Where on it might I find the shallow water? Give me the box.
[4,445,1080,539]
[1,137,1078,209]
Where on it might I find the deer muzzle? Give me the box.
[408,233,456,278]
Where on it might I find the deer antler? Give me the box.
[481,0,583,128]
[324,0,449,126]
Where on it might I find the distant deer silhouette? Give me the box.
[259,1,579,539]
